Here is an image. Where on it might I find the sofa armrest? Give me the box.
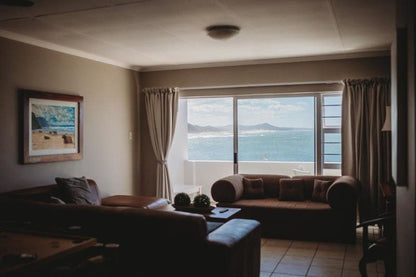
[326,176,360,211]
[101,195,170,209]
[206,219,261,277]
[211,175,244,203]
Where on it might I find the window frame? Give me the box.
[320,93,342,173]
[185,91,342,176]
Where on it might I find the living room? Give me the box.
[0,0,414,277]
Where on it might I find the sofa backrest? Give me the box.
[241,175,339,199]
[211,174,343,202]
[242,175,340,199]
[1,179,100,203]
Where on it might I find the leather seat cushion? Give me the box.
[224,198,331,211]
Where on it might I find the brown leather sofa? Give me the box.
[0,180,261,277]
[211,174,360,243]
[2,179,171,209]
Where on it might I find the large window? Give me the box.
[187,98,233,161]
[237,96,316,175]
[186,92,342,176]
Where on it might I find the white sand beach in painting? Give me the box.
[32,131,75,150]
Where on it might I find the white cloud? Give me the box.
[187,97,313,128]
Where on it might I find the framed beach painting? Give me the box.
[21,90,83,164]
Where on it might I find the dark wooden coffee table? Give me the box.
[203,207,242,222]
[157,205,241,223]
[0,230,97,276]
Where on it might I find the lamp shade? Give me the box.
[382,106,391,131]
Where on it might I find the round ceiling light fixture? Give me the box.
[206,25,240,40]
[0,0,34,6]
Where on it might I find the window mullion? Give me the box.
[233,97,238,174]
[316,95,323,175]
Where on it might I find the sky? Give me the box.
[187,97,315,128]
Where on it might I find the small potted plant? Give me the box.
[173,193,191,207]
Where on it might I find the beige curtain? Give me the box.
[144,87,179,201]
[342,78,391,221]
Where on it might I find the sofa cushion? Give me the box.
[278,179,305,201]
[48,196,66,204]
[311,179,332,203]
[243,178,265,199]
[295,176,339,199]
[55,177,100,205]
[206,221,223,233]
[242,174,289,198]
[219,198,331,210]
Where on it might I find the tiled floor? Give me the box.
[260,226,385,277]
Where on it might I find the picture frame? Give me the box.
[20,89,83,164]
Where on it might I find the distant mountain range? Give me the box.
[188,123,309,133]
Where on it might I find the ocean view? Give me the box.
[188,128,341,163]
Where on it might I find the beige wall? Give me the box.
[140,56,390,196]
[0,37,139,196]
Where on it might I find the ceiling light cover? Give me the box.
[206,25,240,40]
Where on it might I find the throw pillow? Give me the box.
[311,179,332,203]
[278,179,305,201]
[243,178,265,199]
[55,176,99,205]
[48,196,66,204]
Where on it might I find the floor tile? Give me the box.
[346,244,363,252]
[280,255,312,266]
[262,246,287,259]
[311,257,343,268]
[344,253,361,261]
[262,252,285,261]
[343,269,380,277]
[315,249,345,259]
[274,263,309,275]
[291,240,319,249]
[342,260,359,271]
[262,246,288,253]
[265,239,292,247]
[318,242,347,251]
[258,230,376,277]
[307,266,342,277]
[341,269,361,277]
[345,245,363,258]
[261,258,279,273]
[270,273,305,277]
[286,248,316,257]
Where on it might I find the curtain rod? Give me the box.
[179,81,344,91]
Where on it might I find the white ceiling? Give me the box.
[0,0,394,71]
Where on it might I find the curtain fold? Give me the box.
[341,78,391,221]
[144,87,179,201]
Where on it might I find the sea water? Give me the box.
[188,129,341,163]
